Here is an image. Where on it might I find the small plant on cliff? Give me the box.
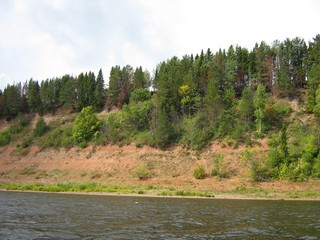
[72,106,101,147]
[33,117,48,137]
[134,164,151,179]
[193,165,205,179]
[0,131,11,146]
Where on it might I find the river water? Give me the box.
[0,191,319,239]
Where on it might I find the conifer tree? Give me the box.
[94,69,105,110]
[59,75,76,109]
[28,79,41,113]
[76,73,86,111]
[3,83,23,118]
[133,66,146,89]
[108,66,122,106]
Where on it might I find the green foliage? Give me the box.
[16,113,31,127]
[306,64,320,112]
[104,100,151,144]
[152,107,177,149]
[279,124,289,164]
[193,165,206,179]
[180,113,213,150]
[105,112,125,143]
[178,85,201,116]
[0,131,11,146]
[28,79,42,113]
[268,121,320,180]
[130,88,151,103]
[58,75,76,110]
[72,106,101,146]
[39,125,73,149]
[33,117,48,137]
[265,101,292,129]
[3,83,24,119]
[1,35,320,183]
[312,154,320,178]
[22,135,33,148]
[250,158,269,182]
[314,86,320,117]
[134,164,151,179]
[253,84,266,137]
[121,101,151,132]
[94,69,105,110]
[211,154,228,178]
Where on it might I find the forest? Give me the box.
[0,35,320,181]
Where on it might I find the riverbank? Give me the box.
[1,181,320,201]
[1,139,320,201]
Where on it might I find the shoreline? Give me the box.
[1,188,320,202]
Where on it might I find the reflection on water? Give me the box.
[0,191,319,239]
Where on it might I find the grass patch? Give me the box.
[0,182,319,200]
[19,167,37,175]
[175,190,215,198]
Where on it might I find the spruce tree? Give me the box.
[94,69,105,110]
[28,79,41,113]
[76,73,90,111]
[108,66,122,106]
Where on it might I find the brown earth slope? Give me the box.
[1,138,319,199]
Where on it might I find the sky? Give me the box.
[0,0,319,91]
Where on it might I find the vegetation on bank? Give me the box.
[1,35,320,182]
[1,182,319,200]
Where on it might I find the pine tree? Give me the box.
[306,35,320,112]
[108,66,122,106]
[76,73,86,111]
[93,69,105,110]
[133,66,146,89]
[204,74,224,122]
[59,75,76,109]
[28,79,41,113]
[86,71,96,107]
[3,83,23,119]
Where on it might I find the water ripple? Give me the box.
[0,191,319,239]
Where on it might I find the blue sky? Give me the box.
[0,0,319,90]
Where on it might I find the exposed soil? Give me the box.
[1,139,319,199]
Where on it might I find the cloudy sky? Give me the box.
[0,0,319,90]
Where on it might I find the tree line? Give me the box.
[0,36,319,117]
[0,35,320,180]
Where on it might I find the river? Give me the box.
[0,191,319,239]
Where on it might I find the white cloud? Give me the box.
[0,0,319,90]
[0,73,13,90]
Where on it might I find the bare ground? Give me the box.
[1,138,319,200]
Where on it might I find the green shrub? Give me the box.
[130,88,151,103]
[134,164,151,179]
[193,165,205,179]
[0,131,11,146]
[9,124,23,135]
[72,106,101,146]
[250,159,269,181]
[39,126,73,148]
[22,135,33,148]
[33,117,48,137]
[312,154,320,178]
[180,113,213,150]
[211,154,228,178]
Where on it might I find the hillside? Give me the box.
[1,35,320,199]
[0,97,320,199]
